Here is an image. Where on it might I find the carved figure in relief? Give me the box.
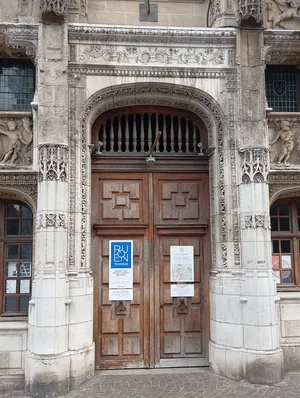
[270,120,294,165]
[270,0,300,28]
[0,119,32,166]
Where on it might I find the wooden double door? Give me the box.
[92,172,210,369]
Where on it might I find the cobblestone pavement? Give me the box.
[2,368,300,398]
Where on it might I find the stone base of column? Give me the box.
[25,345,95,397]
[209,341,283,384]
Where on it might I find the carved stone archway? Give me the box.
[75,82,229,271]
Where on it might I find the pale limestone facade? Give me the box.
[1,0,300,396]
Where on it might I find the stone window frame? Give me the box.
[0,199,33,316]
[271,197,300,289]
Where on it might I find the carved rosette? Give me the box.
[38,144,68,182]
[240,148,269,183]
[237,0,263,26]
[40,0,67,17]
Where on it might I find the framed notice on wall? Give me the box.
[170,246,194,282]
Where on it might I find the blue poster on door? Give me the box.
[109,240,133,289]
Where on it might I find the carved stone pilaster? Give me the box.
[240,148,269,183]
[40,0,68,18]
[38,144,68,182]
[237,0,263,26]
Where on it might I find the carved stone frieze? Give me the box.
[240,148,269,183]
[268,115,300,170]
[79,45,227,67]
[0,173,38,205]
[38,144,68,182]
[269,170,300,202]
[40,0,67,16]
[69,25,236,44]
[68,65,228,79]
[242,213,271,229]
[0,116,33,169]
[266,0,300,29]
[36,212,67,229]
[238,0,263,26]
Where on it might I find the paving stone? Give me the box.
[1,369,300,398]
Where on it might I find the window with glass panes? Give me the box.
[271,199,300,286]
[0,200,33,314]
[0,59,35,111]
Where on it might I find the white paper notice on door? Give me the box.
[109,289,133,301]
[171,284,194,297]
[170,246,194,282]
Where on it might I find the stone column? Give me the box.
[25,2,94,396]
[209,27,283,383]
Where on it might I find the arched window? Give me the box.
[0,59,35,111]
[271,198,300,286]
[0,200,33,314]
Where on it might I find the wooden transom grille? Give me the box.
[97,111,203,155]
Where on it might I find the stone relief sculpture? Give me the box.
[0,118,33,168]
[266,0,300,29]
[269,120,294,165]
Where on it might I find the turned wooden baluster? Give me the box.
[109,119,114,152]
[147,114,152,152]
[192,124,197,154]
[141,114,145,152]
[117,116,122,152]
[132,114,137,152]
[124,114,129,152]
[163,114,167,153]
[178,117,183,153]
[170,116,175,153]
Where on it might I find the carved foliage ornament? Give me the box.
[242,213,271,229]
[240,148,269,183]
[36,212,67,229]
[38,144,68,182]
[238,0,263,25]
[40,0,67,16]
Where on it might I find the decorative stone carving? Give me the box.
[240,148,269,183]
[268,115,300,169]
[36,212,67,229]
[79,45,226,67]
[38,144,68,182]
[266,0,300,29]
[270,120,294,166]
[0,173,38,205]
[0,117,33,168]
[238,0,263,26]
[40,0,67,16]
[242,213,271,229]
[269,170,300,202]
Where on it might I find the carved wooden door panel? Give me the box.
[153,173,209,367]
[93,173,150,369]
[93,172,209,369]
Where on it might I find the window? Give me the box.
[0,59,35,111]
[271,199,300,287]
[0,200,33,314]
[265,65,298,112]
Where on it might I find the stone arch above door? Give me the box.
[73,83,229,270]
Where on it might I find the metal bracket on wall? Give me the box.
[139,3,158,22]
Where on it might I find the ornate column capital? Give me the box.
[240,148,269,183]
[38,144,68,182]
[237,0,263,26]
[40,0,68,19]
